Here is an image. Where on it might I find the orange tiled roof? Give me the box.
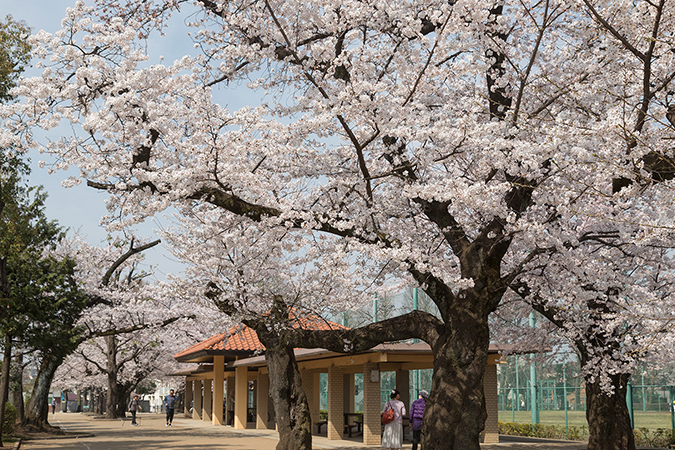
[173,313,345,361]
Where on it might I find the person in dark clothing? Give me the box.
[128,395,141,426]
[51,398,57,415]
[163,389,176,427]
[410,390,428,450]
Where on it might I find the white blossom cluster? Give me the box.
[49,234,228,390]
[3,0,675,390]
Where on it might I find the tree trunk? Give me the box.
[24,354,63,430]
[583,362,635,450]
[0,334,12,447]
[104,335,126,419]
[10,346,24,424]
[106,382,129,419]
[93,388,106,415]
[263,338,312,450]
[287,305,493,450]
[421,310,490,450]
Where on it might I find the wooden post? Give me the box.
[234,366,248,429]
[213,356,224,425]
[203,378,212,422]
[185,379,193,418]
[193,380,202,420]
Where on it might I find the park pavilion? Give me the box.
[173,320,506,445]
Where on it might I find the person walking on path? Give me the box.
[410,390,428,450]
[51,398,57,415]
[227,390,235,426]
[163,389,176,427]
[382,389,406,450]
[128,395,142,426]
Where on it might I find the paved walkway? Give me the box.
[18,412,594,450]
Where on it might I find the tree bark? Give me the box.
[263,339,312,450]
[422,316,490,450]
[242,300,312,450]
[24,354,64,431]
[532,298,637,450]
[0,334,12,447]
[93,388,106,415]
[10,349,24,424]
[582,356,635,450]
[105,335,126,419]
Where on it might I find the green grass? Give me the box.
[499,410,675,430]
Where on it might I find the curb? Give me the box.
[20,433,95,440]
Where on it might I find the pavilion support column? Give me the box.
[363,363,381,445]
[193,380,202,420]
[303,371,320,429]
[184,379,193,418]
[327,366,344,440]
[301,370,318,433]
[213,356,224,426]
[257,372,274,429]
[234,366,248,429]
[396,369,410,411]
[203,378,212,422]
[483,362,499,443]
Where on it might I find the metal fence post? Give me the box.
[530,312,538,424]
[515,355,520,411]
[563,370,568,436]
[670,386,674,430]
[627,382,634,429]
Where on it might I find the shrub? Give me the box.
[3,403,17,436]
[634,428,675,449]
[498,421,587,441]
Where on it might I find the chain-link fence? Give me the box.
[497,355,675,431]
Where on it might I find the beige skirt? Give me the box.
[381,421,403,448]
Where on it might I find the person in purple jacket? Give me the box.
[410,390,428,450]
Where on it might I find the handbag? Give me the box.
[382,401,395,424]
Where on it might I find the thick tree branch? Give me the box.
[287,310,443,350]
[100,239,161,287]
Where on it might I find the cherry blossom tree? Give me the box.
[21,236,161,429]
[49,235,228,419]
[4,0,675,449]
[166,211,406,449]
[515,244,675,450]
